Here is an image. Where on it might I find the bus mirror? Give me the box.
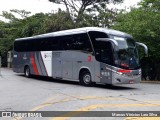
[136,42,148,56]
[96,38,119,50]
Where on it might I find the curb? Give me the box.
[141,81,160,84]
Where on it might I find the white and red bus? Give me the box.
[13,27,148,86]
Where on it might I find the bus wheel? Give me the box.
[80,71,93,87]
[24,66,31,77]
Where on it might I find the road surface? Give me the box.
[0,68,160,120]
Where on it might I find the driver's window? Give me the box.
[95,41,113,65]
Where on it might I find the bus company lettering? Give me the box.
[44,53,51,58]
[23,53,27,60]
[53,52,60,57]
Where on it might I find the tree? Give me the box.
[10,9,31,18]
[20,13,48,37]
[0,20,16,66]
[87,3,119,28]
[0,11,17,21]
[0,9,76,67]
[112,0,160,80]
[48,0,123,23]
[41,10,75,32]
[0,10,32,66]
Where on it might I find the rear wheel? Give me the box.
[24,66,31,77]
[80,71,93,87]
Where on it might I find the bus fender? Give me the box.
[79,66,94,82]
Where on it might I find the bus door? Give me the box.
[95,41,114,84]
[62,51,73,79]
[52,52,62,78]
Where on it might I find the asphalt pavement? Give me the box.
[0,68,160,120]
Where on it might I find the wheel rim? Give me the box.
[83,74,91,84]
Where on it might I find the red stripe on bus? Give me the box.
[30,53,39,75]
[40,52,48,76]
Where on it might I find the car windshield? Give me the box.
[110,35,140,69]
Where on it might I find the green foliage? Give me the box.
[112,0,160,80]
[0,11,17,21]
[20,13,48,37]
[49,0,123,24]
[87,3,119,28]
[41,10,75,32]
[0,1,123,61]
[10,9,31,18]
[113,6,160,59]
[0,10,75,58]
[0,10,33,65]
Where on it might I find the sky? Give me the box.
[0,0,141,21]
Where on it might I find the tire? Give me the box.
[80,71,93,87]
[24,66,31,78]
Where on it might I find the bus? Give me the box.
[12,27,148,86]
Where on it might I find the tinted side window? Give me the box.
[95,41,113,65]
[14,41,19,51]
[14,40,31,52]
[14,37,59,52]
[88,31,108,49]
[40,37,59,51]
[14,41,20,51]
[73,33,92,52]
[60,35,74,50]
[88,31,114,65]
[29,39,37,51]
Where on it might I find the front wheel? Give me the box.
[80,71,93,87]
[24,66,31,78]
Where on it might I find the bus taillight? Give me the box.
[88,56,92,62]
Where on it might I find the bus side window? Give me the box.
[45,37,59,51]
[88,31,108,50]
[37,37,59,51]
[15,40,31,52]
[73,33,92,52]
[88,31,113,65]
[60,35,74,50]
[14,41,20,52]
[95,41,113,65]
[31,39,38,51]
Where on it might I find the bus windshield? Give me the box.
[111,36,140,69]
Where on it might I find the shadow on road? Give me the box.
[18,74,137,90]
[94,84,137,90]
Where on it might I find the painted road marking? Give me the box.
[31,94,59,111]
[12,94,160,120]
[51,103,160,120]
[144,100,160,103]
[30,95,128,112]
[125,117,160,120]
[12,94,59,120]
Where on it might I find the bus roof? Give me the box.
[15,27,132,41]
